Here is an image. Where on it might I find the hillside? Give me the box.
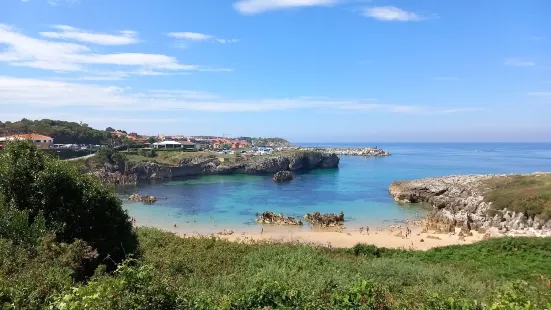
[236,136,292,147]
[0,119,119,145]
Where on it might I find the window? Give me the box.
[34,140,41,143]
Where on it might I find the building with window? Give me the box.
[0,134,54,149]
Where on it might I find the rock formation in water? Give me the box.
[303,211,345,227]
[273,170,293,182]
[92,151,338,185]
[297,147,390,157]
[256,211,303,225]
[389,173,551,236]
[128,194,158,204]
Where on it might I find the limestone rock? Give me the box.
[256,211,303,225]
[303,211,344,227]
[273,170,293,182]
[388,172,551,236]
[426,235,441,240]
[128,194,158,204]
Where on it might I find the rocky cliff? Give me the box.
[389,173,551,236]
[95,151,339,184]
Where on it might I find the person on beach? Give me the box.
[173,222,177,228]
[261,228,264,235]
[366,226,370,235]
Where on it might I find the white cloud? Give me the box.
[504,58,536,67]
[0,76,481,114]
[167,32,213,41]
[40,25,140,45]
[435,76,459,81]
[528,92,551,99]
[0,24,202,73]
[233,0,339,14]
[167,32,238,46]
[363,6,421,21]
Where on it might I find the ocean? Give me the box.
[119,143,551,233]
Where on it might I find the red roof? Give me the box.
[1,134,53,140]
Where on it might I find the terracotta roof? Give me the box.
[0,134,53,140]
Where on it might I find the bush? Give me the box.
[0,141,138,272]
[136,148,157,158]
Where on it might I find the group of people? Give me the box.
[359,226,370,235]
[131,217,137,224]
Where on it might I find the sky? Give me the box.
[1,0,550,142]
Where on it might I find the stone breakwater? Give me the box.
[297,147,390,157]
[389,172,551,236]
[94,151,339,185]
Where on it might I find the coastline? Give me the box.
[132,220,485,251]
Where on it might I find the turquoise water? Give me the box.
[119,143,551,233]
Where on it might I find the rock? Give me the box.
[394,231,403,238]
[458,231,465,237]
[482,233,491,240]
[95,151,339,184]
[217,229,234,236]
[458,235,466,241]
[420,239,424,242]
[128,194,158,204]
[273,170,293,182]
[426,235,441,240]
[303,211,344,227]
[256,211,303,225]
[388,173,551,236]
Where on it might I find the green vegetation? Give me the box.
[237,136,291,147]
[1,141,551,309]
[0,141,138,272]
[0,119,120,145]
[483,174,551,220]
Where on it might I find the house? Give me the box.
[152,141,183,149]
[0,134,54,149]
[179,141,198,150]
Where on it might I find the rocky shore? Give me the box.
[389,172,551,236]
[93,151,339,185]
[297,147,390,157]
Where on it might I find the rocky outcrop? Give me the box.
[303,211,345,227]
[297,147,390,157]
[256,211,303,225]
[389,173,551,236]
[273,171,293,182]
[93,151,339,185]
[128,194,158,204]
[90,170,138,185]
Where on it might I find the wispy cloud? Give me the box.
[167,32,213,41]
[528,92,551,100]
[504,58,536,67]
[40,25,140,45]
[0,76,481,114]
[233,0,340,15]
[46,0,79,5]
[167,32,238,47]
[362,6,421,21]
[435,76,459,81]
[0,24,232,75]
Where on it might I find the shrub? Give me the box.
[136,148,157,158]
[0,141,138,272]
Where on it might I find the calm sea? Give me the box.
[119,143,551,233]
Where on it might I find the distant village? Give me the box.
[0,130,287,156]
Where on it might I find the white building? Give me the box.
[0,134,54,149]
[152,141,183,149]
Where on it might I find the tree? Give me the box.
[0,141,138,271]
[105,127,115,132]
[147,137,156,144]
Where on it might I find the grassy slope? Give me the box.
[483,174,551,220]
[136,228,551,308]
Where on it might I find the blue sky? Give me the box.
[1,0,550,142]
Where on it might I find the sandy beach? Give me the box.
[145,222,485,251]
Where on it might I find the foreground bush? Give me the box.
[0,141,138,271]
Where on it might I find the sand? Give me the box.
[152,222,485,251]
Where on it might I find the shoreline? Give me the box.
[133,220,485,251]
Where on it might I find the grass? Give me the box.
[133,228,551,309]
[2,228,551,309]
[483,174,551,220]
